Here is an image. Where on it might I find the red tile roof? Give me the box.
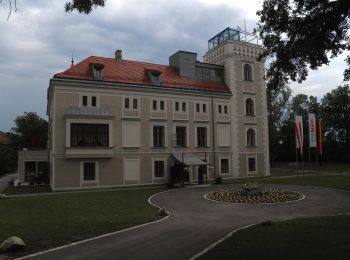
[54,56,231,94]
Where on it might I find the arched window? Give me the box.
[245,98,254,116]
[244,64,252,81]
[247,128,256,147]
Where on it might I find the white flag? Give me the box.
[308,113,317,148]
[295,115,303,154]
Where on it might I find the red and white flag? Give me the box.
[308,113,317,148]
[295,115,303,154]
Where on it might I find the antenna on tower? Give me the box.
[244,20,247,42]
[71,52,74,67]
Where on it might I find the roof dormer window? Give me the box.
[146,69,161,84]
[91,63,105,80]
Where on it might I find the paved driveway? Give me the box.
[23,184,350,260]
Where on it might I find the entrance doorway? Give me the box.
[197,165,207,184]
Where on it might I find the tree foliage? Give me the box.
[65,0,106,14]
[268,84,350,162]
[11,112,48,149]
[321,85,350,154]
[257,0,350,88]
[267,81,292,161]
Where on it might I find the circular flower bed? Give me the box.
[205,188,304,204]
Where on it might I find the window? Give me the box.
[83,162,96,181]
[247,128,256,147]
[248,157,256,172]
[203,104,207,113]
[133,98,138,109]
[182,102,186,112]
[92,63,104,80]
[160,100,165,111]
[154,160,165,178]
[153,100,157,110]
[244,64,253,81]
[125,98,130,109]
[176,126,187,147]
[196,103,200,113]
[71,123,109,147]
[221,159,229,174]
[91,96,97,107]
[175,102,179,112]
[246,98,254,116]
[153,125,165,147]
[224,105,228,114]
[218,105,222,114]
[82,96,88,107]
[197,127,207,147]
[150,72,161,84]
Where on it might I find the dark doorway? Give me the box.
[197,165,207,184]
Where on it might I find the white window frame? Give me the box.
[151,98,167,112]
[173,122,189,148]
[194,102,208,114]
[150,122,167,148]
[216,102,230,116]
[247,155,257,174]
[152,157,168,181]
[174,100,188,113]
[123,96,140,111]
[79,93,100,108]
[80,161,99,185]
[243,95,256,116]
[219,156,230,175]
[245,126,257,147]
[242,63,254,81]
[66,118,113,148]
[195,123,210,148]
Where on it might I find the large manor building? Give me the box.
[18,28,270,191]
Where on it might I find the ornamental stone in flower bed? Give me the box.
[205,183,304,204]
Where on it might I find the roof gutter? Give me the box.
[49,78,233,98]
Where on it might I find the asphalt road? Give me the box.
[22,184,350,260]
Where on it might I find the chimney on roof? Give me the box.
[115,49,122,63]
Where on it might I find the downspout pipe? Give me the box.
[211,96,216,177]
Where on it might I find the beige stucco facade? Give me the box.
[47,39,270,191]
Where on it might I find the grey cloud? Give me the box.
[0,0,251,131]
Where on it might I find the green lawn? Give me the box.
[199,214,350,260]
[272,163,350,174]
[225,175,350,191]
[4,185,52,195]
[0,188,165,256]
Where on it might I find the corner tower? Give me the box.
[203,27,270,177]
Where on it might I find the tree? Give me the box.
[0,143,17,175]
[320,85,350,161]
[11,112,48,149]
[257,0,350,88]
[0,0,17,20]
[266,82,292,162]
[65,0,106,14]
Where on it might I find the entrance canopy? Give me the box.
[172,153,208,166]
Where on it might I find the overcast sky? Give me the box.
[0,0,348,131]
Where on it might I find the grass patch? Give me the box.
[0,188,165,257]
[272,163,350,174]
[199,214,350,260]
[225,175,350,191]
[4,185,52,195]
